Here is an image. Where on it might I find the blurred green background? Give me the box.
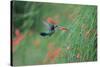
[11,1,97,66]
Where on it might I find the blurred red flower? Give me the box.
[53,48,61,58]
[15,29,20,36]
[59,27,68,32]
[33,39,40,48]
[47,17,58,24]
[12,29,24,46]
[47,48,61,61]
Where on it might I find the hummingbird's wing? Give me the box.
[40,22,52,37]
[42,21,54,31]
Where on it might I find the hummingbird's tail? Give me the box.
[40,31,54,36]
[40,32,49,36]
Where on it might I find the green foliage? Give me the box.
[12,1,97,66]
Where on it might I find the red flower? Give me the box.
[59,27,68,32]
[33,39,40,48]
[47,51,54,60]
[47,17,58,24]
[12,29,24,46]
[53,48,61,58]
[15,29,20,36]
[47,48,61,61]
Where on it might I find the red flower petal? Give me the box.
[59,27,68,32]
[53,48,61,58]
[12,35,24,46]
[47,17,58,24]
[15,29,20,36]
[47,48,61,61]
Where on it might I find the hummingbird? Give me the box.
[40,17,68,37]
